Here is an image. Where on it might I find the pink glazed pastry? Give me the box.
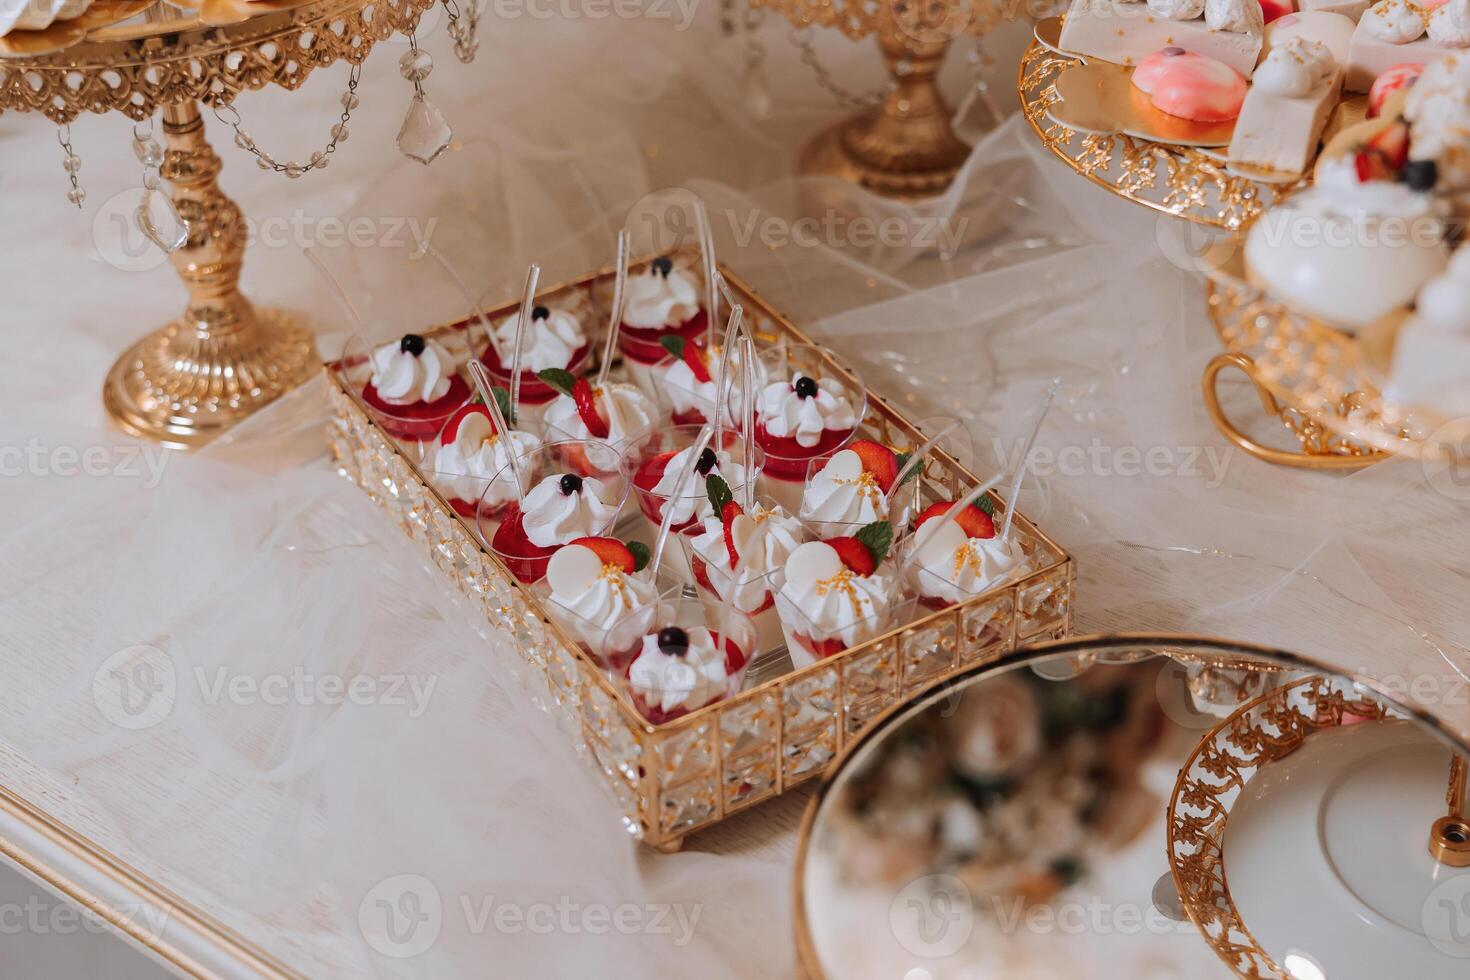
[1132,47,1249,121]
[1369,62,1425,116]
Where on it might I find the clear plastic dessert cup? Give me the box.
[739,343,867,513]
[620,307,709,398]
[799,453,910,540]
[774,570,915,671]
[338,333,471,443]
[537,564,686,669]
[678,495,809,656]
[620,424,765,575]
[603,594,758,726]
[903,524,1038,614]
[476,326,593,428]
[479,441,629,585]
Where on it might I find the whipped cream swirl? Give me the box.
[369,336,454,405]
[659,355,718,416]
[755,373,859,450]
[519,473,622,548]
[690,503,805,612]
[544,382,659,446]
[776,543,899,649]
[651,446,749,526]
[1362,0,1428,42]
[799,449,889,527]
[623,264,701,330]
[1414,248,1470,332]
[1253,38,1336,97]
[1205,0,1263,32]
[627,626,732,714]
[1430,0,1470,49]
[432,412,542,505]
[1147,0,1204,19]
[548,564,659,652]
[904,519,1032,606]
[493,307,586,374]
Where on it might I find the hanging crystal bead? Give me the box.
[132,135,165,167]
[396,94,452,165]
[399,49,434,82]
[136,185,189,253]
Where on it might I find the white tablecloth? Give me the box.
[1,8,1467,978]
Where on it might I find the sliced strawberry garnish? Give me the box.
[720,500,743,565]
[1366,120,1410,170]
[571,378,610,439]
[568,535,636,574]
[440,402,494,444]
[915,500,996,539]
[827,536,876,577]
[848,439,900,493]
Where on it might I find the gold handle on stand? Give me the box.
[1201,352,1385,471]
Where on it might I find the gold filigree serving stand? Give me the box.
[749,0,1006,197]
[1169,673,1470,978]
[0,0,435,448]
[324,260,1077,852]
[1202,247,1470,470]
[1019,19,1303,231]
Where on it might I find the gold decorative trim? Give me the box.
[1166,675,1394,979]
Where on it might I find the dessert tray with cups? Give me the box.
[319,199,1075,852]
[1019,0,1458,230]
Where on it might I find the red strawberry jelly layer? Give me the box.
[790,631,848,660]
[756,422,855,481]
[362,375,470,441]
[631,451,699,528]
[490,506,561,583]
[670,407,709,426]
[918,594,956,613]
[618,310,709,366]
[626,633,747,725]
[447,496,514,525]
[480,343,591,405]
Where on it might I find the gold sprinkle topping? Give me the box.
[816,569,870,618]
[599,564,634,610]
[833,470,883,512]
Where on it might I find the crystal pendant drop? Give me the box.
[951,81,1002,144]
[741,64,772,120]
[135,184,189,253]
[396,94,452,165]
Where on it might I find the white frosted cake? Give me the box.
[1058,0,1266,76]
[1345,0,1470,91]
[1229,38,1345,173]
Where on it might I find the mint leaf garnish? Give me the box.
[537,368,577,398]
[855,521,893,567]
[628,541,651,573]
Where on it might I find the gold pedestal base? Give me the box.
[798,34,972,200]
[103,307,317,450]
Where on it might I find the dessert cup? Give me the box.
[603,594,758,725]
[742,344,866,513]
[678,495,808,656]
[479,441,629,584]
[617,256,710,397]
[539,564,686,669]
[339,333,471,442]
[904,528,1037,613]
[542,382,661,475]
[799,450,920,539]
[476,306,593,428]
[620,424,764,576]
[426,404,543,528]
[775,577,914,671]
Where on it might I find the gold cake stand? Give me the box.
[750,0,1005,198]
[0,0,435,448]
[1018,20,1304,231]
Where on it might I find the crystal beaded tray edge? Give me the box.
[322,260,1077,852]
